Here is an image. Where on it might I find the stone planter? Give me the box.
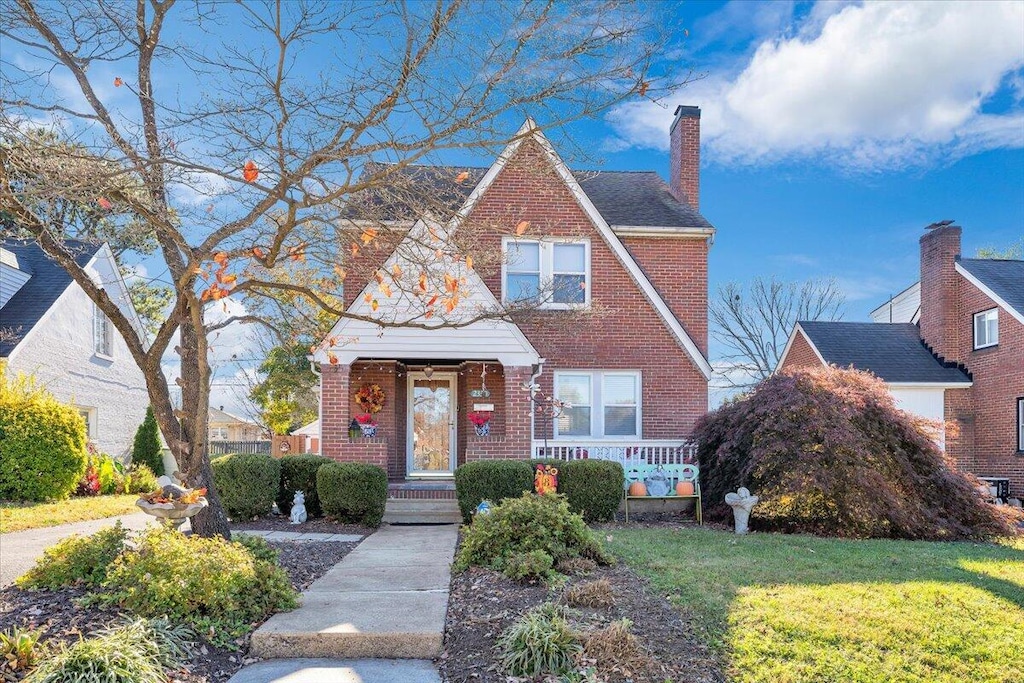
[725,487,758,535]
[359,423,378,438]
[474,422,490,437]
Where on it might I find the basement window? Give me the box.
[973,308,998,349]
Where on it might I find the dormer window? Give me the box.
[503,238,590,309]
[973,308,998,349]
[93,303,112,357]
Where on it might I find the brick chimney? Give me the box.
[919,223,961,363]
[669,105,701,211]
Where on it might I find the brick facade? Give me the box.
[779,329,822,371]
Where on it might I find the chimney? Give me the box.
[919,222,961,363]
[669,105,701,211]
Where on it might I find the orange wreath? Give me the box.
[354,383,385,414]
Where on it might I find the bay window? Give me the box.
[503,238,590,308]
[554,370,640,438]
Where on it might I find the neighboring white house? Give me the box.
[870,281,921,324]
[1,239,149,457]
[292,418,321,454]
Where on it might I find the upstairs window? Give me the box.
[973,308,998,349]
[93,304,112,357]
[503,238,589,308]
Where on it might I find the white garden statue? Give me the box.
[289,491,308,525]
[725,487,758,535]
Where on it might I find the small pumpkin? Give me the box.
[675,480,695,497]
[628,481,648,497]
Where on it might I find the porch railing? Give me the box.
[531,440,697,467]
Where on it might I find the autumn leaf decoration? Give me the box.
[243,160,259,182]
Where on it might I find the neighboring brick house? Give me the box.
[309,107,715,486]
[777,225,1024,497]
[1,239,149,457]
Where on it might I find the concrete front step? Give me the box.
[383,498,462,525]
[227,658,440,683]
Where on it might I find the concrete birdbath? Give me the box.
[136,475,208,530]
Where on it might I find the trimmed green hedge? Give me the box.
[0,371,87,501]
[277,454,333,517]
[557,460,623,522]
[316,462,387,527]
[210,452,280,520]
[454,460,534,522]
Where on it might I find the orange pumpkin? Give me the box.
[628,481,647,497]
[675,481,695,497]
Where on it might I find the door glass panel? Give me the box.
[412,379,451,472]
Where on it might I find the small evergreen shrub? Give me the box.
[695,366,1021,539]
[17,523,128,589]
[454,459,534,522]
[277,454,333,517]
[103,527,297,646]
[123,464,158,495]
[497,603,581,677]
[455,493,612,577]
[503,549,555,582]
[316,462,387,527]
[0,370,87,501]
[24,618,191,683]
[558,460,623,522]
[210,452,280,520]
[131,407,164,475]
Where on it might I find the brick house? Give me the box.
[309,107,714,491]
[777,224,1024,498]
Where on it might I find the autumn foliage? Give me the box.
[694,367,1019,540]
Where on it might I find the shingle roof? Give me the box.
[346,163,714,230]
[1,239,101,357]
[797,321,971,384]
[958,258,1024,317]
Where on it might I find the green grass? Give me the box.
[0,495,139,533]
[606,527,1023,683]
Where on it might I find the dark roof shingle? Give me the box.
[797,321,971,384]
[1,239,101,357]
[958,258,1024,317]
[346,163,714,230]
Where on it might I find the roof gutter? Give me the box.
[611,225,716,244]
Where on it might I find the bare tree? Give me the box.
[711,276,845,388]
[0,0,691,537]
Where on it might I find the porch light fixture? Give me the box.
[423,364,434,378]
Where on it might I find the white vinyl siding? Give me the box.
[210,427,229,441]
[554,370,640,438]
[93,304,112,357]
[973,308,998,349]
[503,238,590,309]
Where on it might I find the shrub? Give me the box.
[123,464,158,495]
[17,523,128,589]
[24,618,191,683]
[103,527,296,646]
[94,453,124,495]
[316,462,387,527]
[564,578,615,608]
[277,454,333,517]
[582,619,650,675]
[76,458,100,496]
[131,407,164,475]
[695,366,1021,540]
[497,603,581,677]
[0,626,43,672]
[503,549,555,582]
[0,369,87,501]
[210,452,280,520]
[455,493,612,577]
[233,533,280,564]
[454,460,534,522]
[556,557,597,576]
[558,460,623,522]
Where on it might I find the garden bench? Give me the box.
[623,463,702,524]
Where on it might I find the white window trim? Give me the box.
[210,427,230,441]
[93,303,113,359]
[553,370,641,439]
[973,308,998,350]
[1018,397,1024,452]
[77,407,97,439]
[501,236,591,310]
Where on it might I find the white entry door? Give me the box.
[407,372,457,476]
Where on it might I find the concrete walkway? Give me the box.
[226,658,440,683]
[0,511,167,587]
[249,524,458,660]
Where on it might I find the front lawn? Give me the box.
[606,527,1023,683]
[0,494,139,533]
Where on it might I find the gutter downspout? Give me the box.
[525,358,545,457]
[308,355,322,453]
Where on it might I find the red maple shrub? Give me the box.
[694,366,1020,540]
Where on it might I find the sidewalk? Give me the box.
[0,512,164,587]
[249,524,458,660]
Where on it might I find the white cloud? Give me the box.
[607,1,1024,168]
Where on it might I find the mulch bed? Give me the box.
[439,559,724,683]
[0,539,359,683]
[231,516,374,537]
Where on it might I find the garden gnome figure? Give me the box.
[289,491,307,525]
[725,487,758,535]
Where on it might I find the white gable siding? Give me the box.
[870,282,921,324]
[0,260,31,309]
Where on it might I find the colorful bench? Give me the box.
[623,463,702,524]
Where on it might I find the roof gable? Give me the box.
[793,321,971,385]
[956,258,1024,324]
